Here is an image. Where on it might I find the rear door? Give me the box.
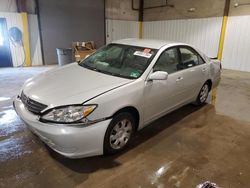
[178,46,209,100]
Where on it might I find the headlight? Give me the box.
[40,105,97,124]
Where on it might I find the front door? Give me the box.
[143,47,186,124]
[0,18,12,67]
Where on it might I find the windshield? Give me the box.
[79,44,158,79]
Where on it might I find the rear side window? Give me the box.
[179,47,205,69]
[198,55,206,64]
[180,48,199,67]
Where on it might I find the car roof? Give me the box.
[112,38,187,49]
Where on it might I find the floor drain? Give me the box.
[196,181,220,188]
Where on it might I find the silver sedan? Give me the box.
[14,39,221,158]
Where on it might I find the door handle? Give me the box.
[176,77,183,82]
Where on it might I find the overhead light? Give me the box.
[234,2,250,7]
[188,7,196,12]
[234,2,239,7]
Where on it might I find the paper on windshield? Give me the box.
[134,51,152,58]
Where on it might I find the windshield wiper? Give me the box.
[80,63,96,70]
[80,63,111,75]
[94,68,117,76]
[95,68,133,79]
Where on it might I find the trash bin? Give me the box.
[56,48,73,66]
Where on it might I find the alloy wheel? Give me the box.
[200,84,209,103]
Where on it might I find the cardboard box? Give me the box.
[72,41,96,61]
[74,49,96,62]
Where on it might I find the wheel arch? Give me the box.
[112,106,140,131]
[206,79,212,91]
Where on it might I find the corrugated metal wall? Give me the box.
[144,17,223,57]
[222,15,250,72]
[28,14,42,66]
[106,19,139,44]
[106,17,250,72]
[0,12,25,67]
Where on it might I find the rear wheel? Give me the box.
[195,82,210,105]
[104,112,135,154]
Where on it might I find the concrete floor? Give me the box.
[0,67,250,188]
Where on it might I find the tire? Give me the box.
[104,112,136,155]
[195,82,210,105]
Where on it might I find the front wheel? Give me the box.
[104,112,135,155]
[195,83,210,105]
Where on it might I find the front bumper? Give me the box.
[13,97,111,158]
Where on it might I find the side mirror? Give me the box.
[148,71,168,81]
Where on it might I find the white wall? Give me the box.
[28,14,43,66]
[106,17,222,58]
[106,19,139,44]
[144,17,223,58]
[106,17,250,73]
[222,15,250,72]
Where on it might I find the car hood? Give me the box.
[23,63,132,107]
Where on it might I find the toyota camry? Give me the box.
[14,38,221,158]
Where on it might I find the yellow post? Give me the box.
[212,0,230,105]
[211,88,217,105]
[212,15,228,105]
[139,21,143,39]
[21,12,31,67]
[218,16,228,61]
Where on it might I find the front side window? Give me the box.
[79,44,157,79]
[153,47,180,74]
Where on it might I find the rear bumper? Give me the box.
[13,97,111,158]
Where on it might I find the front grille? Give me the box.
[20,91,48,115]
